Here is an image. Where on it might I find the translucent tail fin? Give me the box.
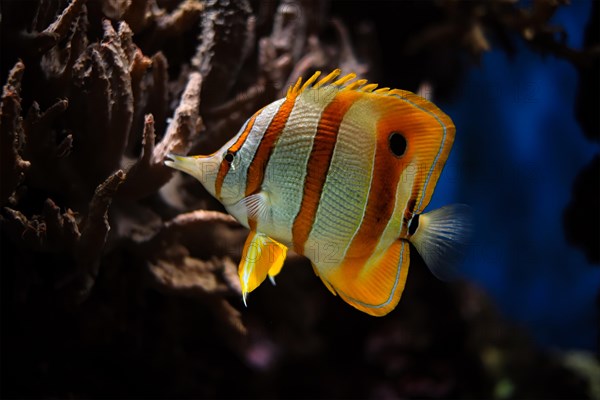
[409,204,472,281]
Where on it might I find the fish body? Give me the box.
[166,70,470,316]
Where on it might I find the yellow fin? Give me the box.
[286,68,347,97]
[238,231,288,305]
[287,69,340,97]
[285,69,425,100]
[360,83,379,92]
[342,78,368,91]
[326,240,410,316]
[314,69,342,88]
[267,255,285,285]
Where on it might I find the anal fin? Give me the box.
[311,263,337,296]
[326,240,410,316]
[239,231,288,305]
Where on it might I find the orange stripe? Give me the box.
[245,97,298,230]
[387,91,455,214]
[215,113,259,200]
[341,102,414,268]
[292,91,360,255]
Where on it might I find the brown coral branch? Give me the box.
[127,49,153,154]
[101,0,133,20]
[270,0,307,63]
[255,0,313,95]
[30,0,86,55]
[199,80,269,151]
[69,46,111,183]
[145,52,169,140]
[152,70,203,159]
[1,207,45,251]
[140,113,156,166]
[146,209,244,265]
[143,211,244,317]
[165,209,238,228]
[115,113,157,198]
[68,20,137,187]
[192,0,254,107]
[331,18,368,77]
[39,2,89,82]
[143,210,246,337]
[284,35,326,90]
[101,21,134,169]
[220,256,243,295]
[148,252,231,296]
[1,198,80,254]
[24,99,69,160]
[198,0,317,150]
[43,198,81,251]
[119,72,203,199]
[122,0,157,33]
[146,248,247,343]
[155,0,205,37]
[20,99,71,193]
[71,169,126,301]
[0,61,31,206]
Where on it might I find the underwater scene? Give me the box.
[1,0,598,398]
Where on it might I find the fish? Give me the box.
[165,69,470,316]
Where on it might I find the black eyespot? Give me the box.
[224,152,235,163]
[388,131,407,157]
[408,214,420,235]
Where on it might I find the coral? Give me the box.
[1,62,31,206]
[1,0,597,398]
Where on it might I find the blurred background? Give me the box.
[418,0,599,350]
[1,0,598,398]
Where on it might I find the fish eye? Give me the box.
[388,131,407,157]
[224,152,235,164]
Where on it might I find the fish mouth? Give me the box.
[164,152,222,201]
[164,153,197,176]
[164,152,179,168]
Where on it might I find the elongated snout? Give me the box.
[165,153,221,198]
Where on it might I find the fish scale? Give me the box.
[261,98,323,244]
[309,98,377,255]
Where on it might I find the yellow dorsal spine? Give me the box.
[315,69,342,88]
[343,79,368,91]
[285,70,439,108]
[361,83,379,93]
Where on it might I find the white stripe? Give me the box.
[307,97,377,270]
[258,87,337,244]
[371,165,416,258]
[223,99,285,226]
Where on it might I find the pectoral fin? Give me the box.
[240,192,271,222]
[325,240,410,316]
[239,231,288,305]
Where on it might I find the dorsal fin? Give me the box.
[286,69,415,99]
[285,70,453,137]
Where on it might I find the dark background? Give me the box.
[1,0,598,398]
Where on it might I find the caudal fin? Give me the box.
[409,204,472,281]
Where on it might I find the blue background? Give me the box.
[430,0,599,350]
